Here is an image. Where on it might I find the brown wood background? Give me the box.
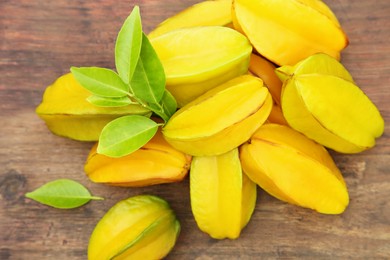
[1,0,390,259]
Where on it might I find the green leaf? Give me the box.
[160,90,177,119]
[25,179,103,209]
[98,115,159,157]
[130,33,166,105]
[115,6,143,84]
[149,90,177,122]
[87,95,134,107]
[70,67,129,97]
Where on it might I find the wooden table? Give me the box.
[1,0,389,259]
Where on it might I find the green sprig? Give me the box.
[70,6,176,158]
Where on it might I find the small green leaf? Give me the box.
[149,90,177,122]
[130,33,166,105]
[25,179,103,209]
[98,115,159,157]
[71,67,129,97]
[115,6,143,84]
[160,90,177,119]
[87,95,134,107]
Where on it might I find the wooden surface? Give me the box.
[1,0,390,259]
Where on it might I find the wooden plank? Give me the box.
[1,0,389,259]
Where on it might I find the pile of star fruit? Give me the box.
[35,0,384,258]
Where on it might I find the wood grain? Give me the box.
[1,0,390,259]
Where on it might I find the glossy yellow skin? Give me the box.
[151,26,252,107]
[163,75,272,156]
[88,195,180,260]
[36,73,150,141]
[85,129,191,187]
[148,0,232,39]
[278,54,384,153]
[190,148,257,239]
[240,124,349,214]
[233,0,348,65]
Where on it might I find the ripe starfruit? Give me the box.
[249,53,288,125]
[162,75,273,156]
[151,26,252,107]
[84,128,191,187]
[88,195,180,259]
[249,53,282,104]
[233,0,348,65]
[277,53,384,153]
[36,73,151,141]
[190,148,257,239]
[267,104,288,126]
[240,124,349,214]
[148,0,233,39]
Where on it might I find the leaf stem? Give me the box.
[90,196,105,200]
[127,93,169,122]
